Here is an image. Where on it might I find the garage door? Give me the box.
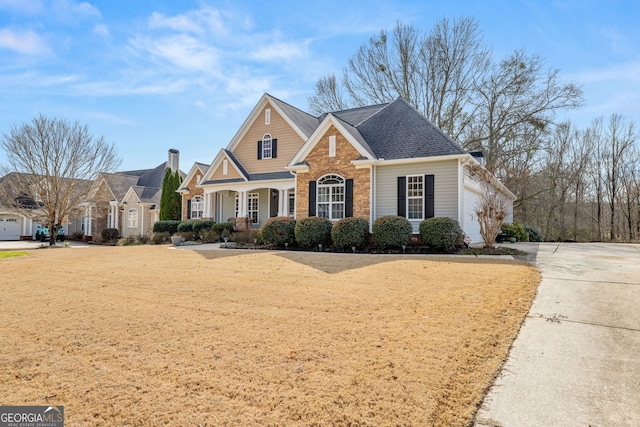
[0,215,21,240]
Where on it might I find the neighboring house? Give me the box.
[182,93,514,245]
[0,172,87,240]
[84,149,185,240]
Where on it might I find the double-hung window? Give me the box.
[128,208,138,228]
[261,134,272,159]
[407,175,424,220]
[247,193,259,224]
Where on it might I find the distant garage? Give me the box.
[0,214,21,240]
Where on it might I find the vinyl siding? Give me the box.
[232,103,306,174]
[375,159,460,232]
[210,160,243,181]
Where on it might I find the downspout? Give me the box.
[370,165,375,233]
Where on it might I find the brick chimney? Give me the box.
[168,148,179,172]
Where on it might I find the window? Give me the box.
[289,191,295,217]
[329,135,336,157]
[128,208,138,228]
[265,108,271,125]
[248,193,259,224]
[262,134,272,159]
[407,175,424,220]
[234,193,239,217]
[317,174,345,220]
[191,196,204,219]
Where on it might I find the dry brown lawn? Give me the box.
[0,246,539,426]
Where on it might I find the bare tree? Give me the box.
[603,114,637,240]
[1,115,120,245]
[469,163,511,247]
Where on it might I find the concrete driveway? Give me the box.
[475,242,640,426]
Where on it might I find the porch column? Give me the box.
[87,206,93,236]
[278,189,287,216]
[238,191,248,217]
[140,204,145,235]
[204,192,213,219]
[115,204,120,233]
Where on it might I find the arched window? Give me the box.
[127,208,138,228]
[317,174,345,220]
[191,196,204,219]
[261,133,273,159]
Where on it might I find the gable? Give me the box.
[230,101,307,175]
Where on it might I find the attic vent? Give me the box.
[223,159,228,175]
[265,108,271,125]
[329,135,336,157]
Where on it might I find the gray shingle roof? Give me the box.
[268,94,320,138]
[356,98,467,160]
[321,103,387,127]
[131,185,162,204]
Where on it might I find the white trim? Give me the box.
[177,163,210,193]
[199,150,248,184]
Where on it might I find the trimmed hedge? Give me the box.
[177,220,198,233]
[295,216,333,249]
[260,217,296,246]
[153,220,181,235]
[419,217,464,251]
[331,217,369,250]
[372,216,412,249]
[211,222,235,235]
[193,220,215,235]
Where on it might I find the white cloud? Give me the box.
[130,34,220,74]
[0,28,50,55]
[251,40,309,62]
[93,23,110,38]
[148,6,225,35]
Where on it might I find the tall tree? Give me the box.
[0,115,120,245]
[159,168,182,221]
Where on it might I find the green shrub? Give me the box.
[372,216,412,249]
[502,222,529,242]
[152,220,182,234]
[192,220,215,237]
[419,217,464,251]
[523,225,543,242]
[177,220,198,233]
[150,231,171,244]
[331,217,370,250]
[211,222,235,235]
[295,216,333,249]
[261,217,296,246]
[101,228,119,244]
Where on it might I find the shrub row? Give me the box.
[259,215,466,251]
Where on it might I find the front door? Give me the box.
[269,189,278,217]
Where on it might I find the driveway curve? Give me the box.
[475,242,640,426]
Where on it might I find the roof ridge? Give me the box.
[266,93,317,120]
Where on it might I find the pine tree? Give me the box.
[159,169,182,220]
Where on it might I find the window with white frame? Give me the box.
[407,175,424,220]
[191,196,204,219]
[289,191,295,217]
[317,174,345,220]
[262,134,272,159]
[248,193,259,224]
[128,208,138,228]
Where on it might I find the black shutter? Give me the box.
[345,179,353,217]
[397,176,406,217]
[187,199,191,219]
[425,174,434,218]
[308,181,316,216]
[257,140,262,159]
[272,139,277,158]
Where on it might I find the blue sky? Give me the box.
[1,0,638,171]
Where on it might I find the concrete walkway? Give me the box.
[475,242,640,427]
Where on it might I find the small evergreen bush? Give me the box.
[295,216,333,249]
[193,220,215,236]
[502,222,529,242]
[372,216,412,249]
[211,222,235,235]
[260,217,296,246]
[331,217,369,250]
[524,224,543,242]
[419,217,464,251]
[152,220,181,234]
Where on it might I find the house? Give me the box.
[179,94,514,245]
[0,172,88,240]
[84,149,185,240]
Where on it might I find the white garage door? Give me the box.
[0,215,21,240]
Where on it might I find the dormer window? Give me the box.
[257,134,277,159]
